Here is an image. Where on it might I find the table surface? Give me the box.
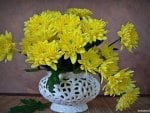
[0,95,150,113]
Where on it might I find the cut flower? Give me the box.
[81,17,107,43]
[99,57,119,79]
[100,43,118,59]
[116,87,140,111]
[104,69,135,96]
[0,31,16,62]
[26,40,62,70]
[59,29,87,64]
[118,22,139,52]
[66,8,92,18]
[78,48,103,74]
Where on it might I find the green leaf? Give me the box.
[46,71,60,92]
[8,99,49,113]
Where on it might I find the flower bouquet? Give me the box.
[0,8,140,112]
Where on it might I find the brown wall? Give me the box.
[0,0,150,94]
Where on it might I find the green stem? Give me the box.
[109,38,120,47]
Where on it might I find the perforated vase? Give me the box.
[39,72,100,113]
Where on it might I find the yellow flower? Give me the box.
[104,69,134,96]
[66,8,92,18]
[59,29,87,64]
[0,31,16,62]
[81,17,107,43]
[99,58,119,79]
[21,37,37,54]
[100,43,118,59]
[26,40,62,70]
[118,22,139,52]
[24,11,60,40]
[54,14,80,34]
[116,87,140,111]
[78,49,103,74]
[22,11,61,54]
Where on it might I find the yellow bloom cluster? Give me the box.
[78,44,119,79]
[99,57,119,79]
[21,11,61,54]
[118,22,139,52]
[0,31,16,62]
[54,14,80,34]
[66,8,92,18]
[59,29,87,64]
[78,48,103,74]
[81,18,107,43]
[116,88,140,111]
[100,43,118,59]
[103,68,140,111]
[104,69,135,96]
[21,8,107,69]
[26,40,62,70]
[98,44,119,80]
[0,8,140,112]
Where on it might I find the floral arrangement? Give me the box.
[0,8,140,111]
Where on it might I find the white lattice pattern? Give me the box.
[39,72,100,113]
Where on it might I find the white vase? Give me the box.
[39,72,100,113]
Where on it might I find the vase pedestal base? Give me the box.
[50,103,88,113]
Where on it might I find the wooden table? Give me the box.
[0,95,150,113]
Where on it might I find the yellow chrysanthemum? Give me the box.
[21,11,61,54]
[100,43,118,59]
[81,17,107,43]
[104,69,135,96]
[118,22,139,52]
[116,87,140,111]
[54,14,80,34]
[66,8,92,18]
[78,49,103,74]
[26,40,62,70]
[59,29,87,64]
[99,58,119,79]
[0,31,16,62]
[21,37,38,54]
[24,10,60,40]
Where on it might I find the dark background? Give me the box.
[0,0,150,95]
